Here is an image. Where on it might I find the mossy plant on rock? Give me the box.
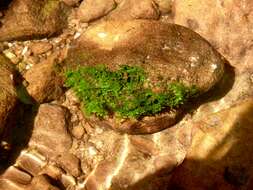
[65,65,198,119]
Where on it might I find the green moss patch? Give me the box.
[65,65,198,119]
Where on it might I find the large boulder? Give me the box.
[65,20,226,134]
[0,0,70,41]
[0,54,17,140]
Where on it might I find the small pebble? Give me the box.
[72,125,85,139]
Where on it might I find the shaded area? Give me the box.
[0,76,38,174]
[127,99,253,190]
[0,0,12,10]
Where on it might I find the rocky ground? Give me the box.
[0,0,252,190]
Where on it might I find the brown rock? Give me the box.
[71,124,84,139]
[0,0,70,41]
[24,53,63,103]
[0,54,17,137]
[170,0,253,112]
[29,175,60,190]
[29,42,53,55]
[1,166,32,185]
[169,99,253,190]
[106,0,160,20]
[65,20,225,134]
[29,104,72,158]
[62,0,80,7]
[77,0,116,23]
[154,0,173,14]
[79,120,192,190]
[57,153,81,177]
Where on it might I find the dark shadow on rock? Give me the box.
[126,98,253,190]
[0,0,12,10]
[182,60,235,115]
[0,73,38,174]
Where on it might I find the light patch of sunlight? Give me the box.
[105,134,129,189]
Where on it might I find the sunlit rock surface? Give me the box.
[0,0,252,189]
[0,0,70,41]
[65,19,226,134]
[164,1,253,189]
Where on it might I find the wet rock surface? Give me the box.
[0,0,252,190]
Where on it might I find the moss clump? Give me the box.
[65,65,198,119]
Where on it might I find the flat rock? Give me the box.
[24,53,64,103]
[0,54,17,139]
[0,0,70,41]
[65,20,226,134]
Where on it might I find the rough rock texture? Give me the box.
[65,19,226,134]
[24,53,64,103]
[29,41,53,55]
[168,99,253,190]
[0,54,19,163]
[28,104,72,158]
[62,0,80,7]
[106,0,160,21]
[154,0,173,15]
[160,1,253,189]
[0,0,70,41]
[0,0,252,190]
[62,89,193,189]
[0,54,17,139]
[78,120,192,190]
[77,0,116,23]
